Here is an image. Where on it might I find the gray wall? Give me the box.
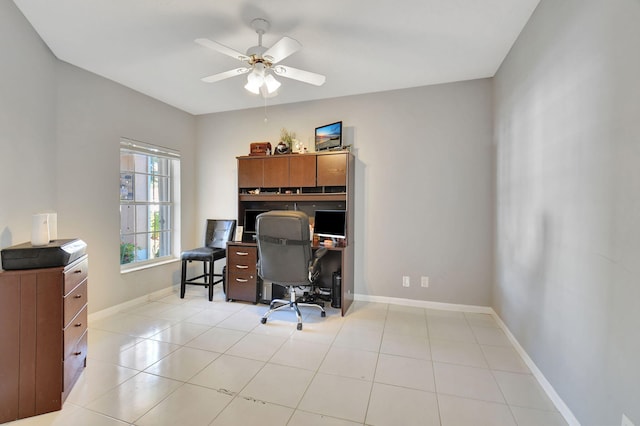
[0,0,57,248]
[0,1,198,313]
[55,62,197,312]
[493,0,640,423]
[196,80,495,306]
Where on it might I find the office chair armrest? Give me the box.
[311,247,328,269]
[314,247,328,259]
[309,247,328,281]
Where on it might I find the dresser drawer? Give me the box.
[63,330,87,397]
[63,281,87,326]
[63,306,87,360]
[63,257,88,295]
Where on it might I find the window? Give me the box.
[120,139,180,269]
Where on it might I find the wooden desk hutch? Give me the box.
[226,150,355,316]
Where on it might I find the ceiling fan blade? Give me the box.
[273,65,326,86]
[263,36,302,64]
[201,67,250,83]
[195,38,249,62]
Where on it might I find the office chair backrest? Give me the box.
[256,210,312,285]
[205,219,236,249]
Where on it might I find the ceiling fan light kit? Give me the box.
[196,18,325,98]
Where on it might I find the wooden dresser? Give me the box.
[0,255,88,423]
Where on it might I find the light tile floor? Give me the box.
[8,286,568,426]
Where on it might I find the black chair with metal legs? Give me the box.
[256,210,327,330]
[180,219,236,301]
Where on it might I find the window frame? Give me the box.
[119,138,181,271]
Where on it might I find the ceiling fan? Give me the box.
[196,18,326,97]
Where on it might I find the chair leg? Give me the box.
[180,260,187,298]
[181,259,218,302]
[260,299,291,321]
[260,286,322,330]
[208,261,214,301]
[292,302,303,330]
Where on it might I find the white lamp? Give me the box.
[244,71,263,94]
[264,74,281,93]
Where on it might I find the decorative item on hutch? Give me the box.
[250,142,271,156]
[275,128,297,155]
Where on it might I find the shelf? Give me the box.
[227,241,346,251]
[238,193,347,202]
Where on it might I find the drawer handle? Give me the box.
[236,265,249,269]
[235,278,248,283]
[74,322,83,327]
[236,251,249,256]
[73,351,82,356]
[74,294,82,299]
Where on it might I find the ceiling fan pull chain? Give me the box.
[263,96,268,123]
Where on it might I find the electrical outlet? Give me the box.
[421,276,429,288]
[622,414,635,426]
[402,276,410,287]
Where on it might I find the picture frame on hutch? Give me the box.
[315,121,342,151]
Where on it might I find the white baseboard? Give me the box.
[88,285,177,323]
[488,308,580,426]
[353,293,494,314]
[354,293,579,426]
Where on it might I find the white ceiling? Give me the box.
[13,0,540,115]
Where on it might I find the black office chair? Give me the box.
[256,210,327,330]
[180,219,236,301]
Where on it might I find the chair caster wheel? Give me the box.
[297,323,303,331]
[261,318,267,324]
[321,311,326,317]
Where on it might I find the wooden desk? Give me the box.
[226,241,352,316]
[235,151,355,315]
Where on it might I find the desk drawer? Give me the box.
[227,247,257,265]
[228,262,257,277]
[227,276,260,302]
[228,269,257,284]
[63,257,88,295]
[64,281,87,326]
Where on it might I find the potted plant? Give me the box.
[276,128,298,154]
[120,242,137,264]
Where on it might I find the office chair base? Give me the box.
[260,295,325,331]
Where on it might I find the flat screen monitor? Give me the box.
[315,121,342,151]
[313,209,346,239]
[243,209,269,234]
